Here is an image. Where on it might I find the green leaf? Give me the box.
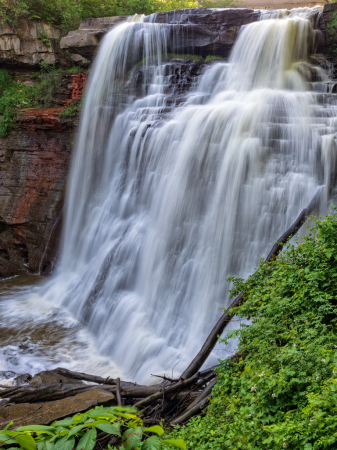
[143,426,164,437]
[122,427,143,450]
[141,435,160,450]
[16,425,56,435]
[96,423,121,436]
[162,439,187,450]
[55,435,75,450]
[52,418,73,427]
[0,433,17,444]
[76,428,97,450]
[68,424,86,437]
[129,418,143,428]
[4,421,13,430]
[88,411,116,419]
[15,434,37,450]
[46,443,56,450]
[37,442,47,450]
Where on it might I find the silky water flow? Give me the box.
[1,9,337,383]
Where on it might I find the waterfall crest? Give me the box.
[36,8,337,382]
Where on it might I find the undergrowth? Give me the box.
[0,65,84,137]
[166,210,337,450]
[0,405,185,450]
[0,0,239,32]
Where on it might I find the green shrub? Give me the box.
[0,0,239,32]
[0,66,85,137]
[0,405,186,450]
[167,210,337,450]
[59,99,82,120]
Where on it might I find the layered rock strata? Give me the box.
[0,72,86,278]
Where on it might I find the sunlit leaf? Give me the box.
[15,433,37,450]
[143,426,164,436]
[52,418,73,427]
[162,439,187,450]
[16,425,56,435]
[96,423,121,436]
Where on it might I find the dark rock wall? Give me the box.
[0,72,85,278]
[0,125,74,277]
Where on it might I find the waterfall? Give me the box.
[34,8,337,382]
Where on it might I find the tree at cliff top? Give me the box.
[0,0,237,30]
[165,210,337,450]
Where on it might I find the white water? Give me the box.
[2,8,337,383]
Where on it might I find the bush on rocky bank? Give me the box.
[166,210,337,450]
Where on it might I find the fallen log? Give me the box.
[116,378,122,406]
[183,378,217,413]
[180,191,320,380]
[172,397,209,425]
[54,368,117,385]
[134,373,199,409]
[0,382,163,404]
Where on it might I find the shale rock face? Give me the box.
[61,8,261,58]
[0,20,66,68]
[0,71,86,278]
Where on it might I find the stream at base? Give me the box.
[1,7,337,384]
[0,274,123,383]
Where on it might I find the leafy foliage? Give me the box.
[0,0,238,32]
[0,406,186,450]
[166,211,337,450]
[0,66,83,137]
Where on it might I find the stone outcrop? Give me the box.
[0,388,114,428]
[60,16,127,60]
[61,8,261,58]
[0,20,67,68]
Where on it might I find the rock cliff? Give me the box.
[0,71,86,278]
[0,20,67,68]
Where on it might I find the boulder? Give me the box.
[60,16,127,59]
[0,388,115,429]
[14,373,32,386]
[29,370,84,386]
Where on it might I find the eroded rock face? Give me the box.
[0,125,73,277]
[61,8,261,59]
[60,16,127,60]
[0,71,87,278]
[0,388,115,428]
[0,20,67,68]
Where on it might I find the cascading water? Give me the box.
[1,7,337,383]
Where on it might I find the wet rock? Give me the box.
[0,371,17,380]
[14,374,32,386]
[61,9,260,59]
[60,16,127,59]
[29,370,83,385]
[71,53,90,66]
[0,388,115,429]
